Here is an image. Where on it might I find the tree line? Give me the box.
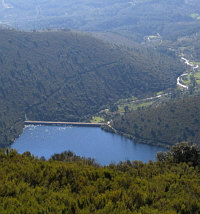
[0,142,200,213]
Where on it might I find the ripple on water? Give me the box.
[12,125,168,165]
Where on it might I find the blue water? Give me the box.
[12,125,167,165]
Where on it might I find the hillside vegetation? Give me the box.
[0,29,184,147]
[0,147,200,213]
[1,0,200,42]
[112,95,200,146]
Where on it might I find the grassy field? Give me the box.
[156,91,164,96]
[190,61,200,65]
[117,101,153,113]
[149,35,159,39]
[90,116,105,123]
[179,58,200,87]
[190,13,200,19]
[181,71,200,86]
[115,96,137,105]
[194,72,200,84]
[181,75,191,86]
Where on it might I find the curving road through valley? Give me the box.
[177,57,199,89]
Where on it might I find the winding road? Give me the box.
[129,93,171,104]
[176,57,199,89]
[116,56,199,110]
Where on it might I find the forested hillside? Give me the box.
[1,0,200,42]
[112,95,200,146]
[1,1,200,213]
[0,29,184,147]
[0,147,200,213]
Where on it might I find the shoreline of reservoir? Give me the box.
[12,125,167,165]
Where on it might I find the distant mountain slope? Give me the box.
[0,0,200,41]
[0,29,183,147]
[112,96,200,146]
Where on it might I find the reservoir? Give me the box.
[12,125,167,165]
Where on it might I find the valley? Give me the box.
[0,29,184,147]
[1,0,200,213]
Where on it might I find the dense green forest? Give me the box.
[0,143,200,213]
[166,32,200,60]
[1,1,200,213]
[0,29,184,147]
[1,0,200,43]
[112,95,200,146]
